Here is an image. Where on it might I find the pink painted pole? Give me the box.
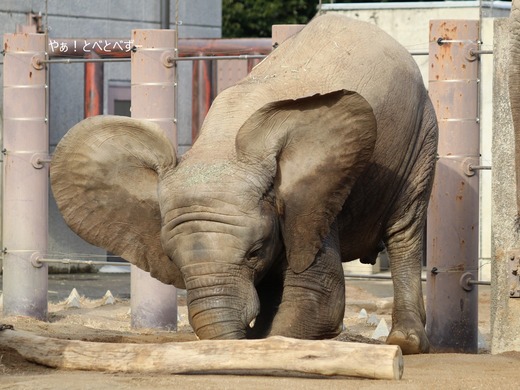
[130,29,177,330]
[427,20,480,353]
[2,33,49,319]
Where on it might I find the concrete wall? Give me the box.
[0,0,221,270]
[324,1,509,280]
[491,17,520,354]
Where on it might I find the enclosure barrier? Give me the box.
[2,22,488,347]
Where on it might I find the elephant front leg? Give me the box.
[268,226,345,339]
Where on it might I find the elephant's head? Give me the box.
[51,89,376,339]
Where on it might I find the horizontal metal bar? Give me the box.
[133,118,177,123]
[471,49,493,55]
[344,273,490,286]
[3,84,47,89]
[429,79,479,83]
[179,54,266,61]
[2,117,47,122]
[41,58,130,64]
[437,39,478,44]
[438,154,480,160]
[410,51,429,56]
[35,259,493,285]
[469,165,492,171]
[37,258,130,267]
[131,81,176,87]
[42,54,267,65]
[42,52,432,66]
[345,273,426,282]
[468,279,491,286]
[48,37,273,58]
[439,118,479,122]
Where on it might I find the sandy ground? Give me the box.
[1,275,519,389]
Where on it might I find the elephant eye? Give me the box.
[247,245,263,261]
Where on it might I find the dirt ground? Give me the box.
[1,276,519,389]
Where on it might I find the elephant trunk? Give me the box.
[182,262,260,340]
[510,0,520,225]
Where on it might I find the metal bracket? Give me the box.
[31,252,43,268]
[30,153,51,169]
[459,272,474,291]
[31,54,45,70]
[161,51,176,68]
[507,250,520,298]
[464,43,479,62]
[462,157,480,177]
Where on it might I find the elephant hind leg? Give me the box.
[384,201,430,354]
[384,103,436,354]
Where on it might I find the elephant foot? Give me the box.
[386,325,429,355]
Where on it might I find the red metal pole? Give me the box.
[84,52,103,117]
[130,29,177,330]
[2,33,49,319]
[427,20,480,353]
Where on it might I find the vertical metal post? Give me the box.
[427,20,480,353]
[84,52,104,118]
[160,0,170,30]
[130,29,177,330]
[2,33,49,319]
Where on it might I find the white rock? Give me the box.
[357,308,368,319]
[102,290,116,305]
[69,288,81,299]
[372,318,390,340]
[65,288,82,308]
[367,313,379,326]
[66,295,82,309]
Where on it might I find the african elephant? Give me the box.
[51,14,437,354]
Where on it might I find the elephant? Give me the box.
[50,14,438,355]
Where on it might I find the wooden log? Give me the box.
[0,329,403,380]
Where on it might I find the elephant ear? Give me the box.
[236,90,377,273]
[50,115,185,288]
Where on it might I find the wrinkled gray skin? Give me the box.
[509,0,520,222]
[51,14,437,354]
